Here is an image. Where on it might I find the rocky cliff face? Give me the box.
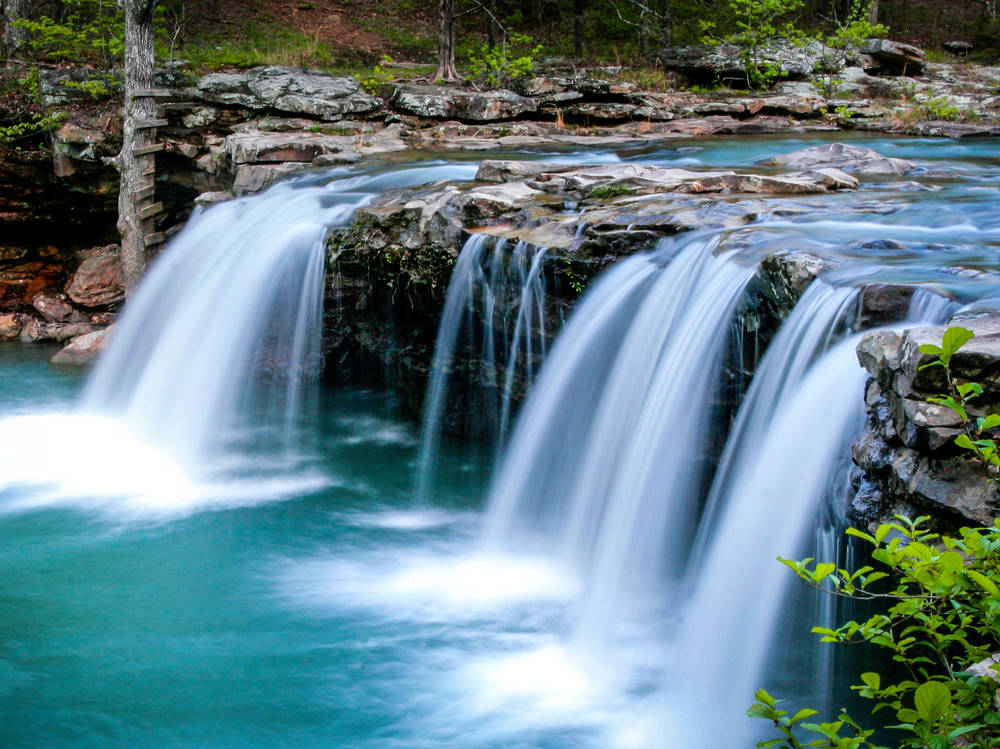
[853,319,1000,529]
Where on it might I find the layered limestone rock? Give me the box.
[852,317,1000,527]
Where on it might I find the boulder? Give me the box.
[32,293,88,323]
[0,312,25,339]
[655,40,828,83]
[224,130,355,164]
[852,317,1000,526]
[392,85,537,122]
[859,39,925,75]
[19,317,98,343]
[51,326,114,366]
[756,143,916,175]
[942,40,973,56]
[196,66,381,120]
[66,245,125,309]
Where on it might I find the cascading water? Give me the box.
[416,235,550,504]
[3,136,1000,749]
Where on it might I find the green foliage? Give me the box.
[919,327,1000,479]
[17,0,125,66]
[589,184,636,199]
[701,0,804,89]
[0,110,69,146]
[765,514,1000,748]
[911,96,964,121]
[357,55,395,97]
[750,328,1000,748]
[466,33,541,89]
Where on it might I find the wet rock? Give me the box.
[225,130,355,164]
[32,293,88,323]
[51,325,113,366]
[757,143,915,175]
[19,317,98,343]
[392,85,537,122]
[66,245,125,309]
[196,66,381,120]
[859,283,915,326]
[853,317,1000,526]
[0,312,25,339]
[232,163,309,196]
[860,39,926,75]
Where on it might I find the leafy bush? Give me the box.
[749,329,1000,749]
[17,0,124,66]
[466,33,541,89]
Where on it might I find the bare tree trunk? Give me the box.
[573,0,587,55]
[116,0,160,296]
[3,0,29,57]
[486,0,499,49]
[435,0,459,81]
[866,0,880,24]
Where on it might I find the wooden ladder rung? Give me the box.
[144,232,165,246]
[132,89,173,98]
[135,118,169,129]
[133,143,165,156]
[138,202,164,220]
[135,185,156,201]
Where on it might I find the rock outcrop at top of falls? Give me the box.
[853,317,1000,527]
[323,151,887,418]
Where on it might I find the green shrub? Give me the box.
[466,33,541,89]
[749,328,1000,749]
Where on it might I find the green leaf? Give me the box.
[860,672,881,690]
[980,414,1000,431]
[919,343,943,356]
[754,688,776,707]
[947,724,983,739]
[966,569,1000,600]
[845,527,876,544]
[956,433,976,450]
[941,326,974,360]
[813,562,836,583]
[791,708,819,723]
[913,681,951,723]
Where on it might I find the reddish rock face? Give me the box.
[32,293,88,323]
[66,245,125,309]
[0,312,25,339]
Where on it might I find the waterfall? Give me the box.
[415,236,550,504]
[663,337,867,747]
[82,181,348,467]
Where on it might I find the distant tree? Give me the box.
[436,0,460,80]
[607,0,672,52]
[2,0,28,57]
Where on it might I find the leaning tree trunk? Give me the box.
[116,0,161,297]
[866,0,880,24]
[2,0,29,57]
[435,0,459,82]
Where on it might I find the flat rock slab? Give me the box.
[392,85,537,122]
[757,143,916,175]
[197,66,381,121]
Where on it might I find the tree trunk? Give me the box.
[434,0,459,81]
[117,0,160,296]
[866,0,880,24]
[573,0,587,56]
[657,0,672,46]
[2,0,28,57]
[486,0,498,49]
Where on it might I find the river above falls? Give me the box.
[1,133,999,748]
